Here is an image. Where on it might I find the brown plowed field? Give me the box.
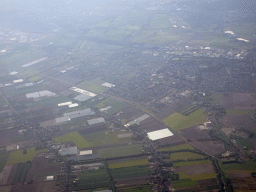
[10,181,55,192]
[220,93,256,110]
[197,178,218,188]
[157,135,184,146]
[114,107,145,122]
[181,127,210,141]
[221,115,249,128]
[137,118,166,132]
[189,141,225,156]
[0,129,19,146]
[175,164,215,175]
[25,157,60,182]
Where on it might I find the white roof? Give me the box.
[46,176,54,181]
[147,128,174,141]
[58,102,72,107]
[9,71,18,75]
[70,87,97,97]
[55,116,70,124]
[79,150,93,155]
[13,79,23,83]
[1,50,6,53]
[69,103,78,108]
[22,57,48,67]
[102,82,115,88]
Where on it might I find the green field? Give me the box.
[226,110,255,116]
[73,169,110,191]
[110,165,152,180]
[53,132,91,149]
[159,143,194,152]
[150,14,172,28]
[76,78,105,93]
[210,92,224,104]
[163,109,206,131]
[221,160,256,172]
[7,147,49,165]
[97,144,142,159]
[169,152,206,161]
[174,160,211,167]
[83,131,132,147]
[118,185,152,192]
[94,99,128,115]
[173,178,198,188]
[0,150,9,172]
[12,162,32,184]
[108,158,148,169]
[178,172,216,181]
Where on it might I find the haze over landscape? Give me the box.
[0,0,256,191]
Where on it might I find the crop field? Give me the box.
[76,77,105,93]
[73,169,110,191]
[221,160,256,172]
[110,165,152,180]
[210,92,224,104]
[117,185,152,192]
[163,109,206,131]
[97,144,142,159]
[0,151,10,172]
[53,131,91,149]
[6,147,49,165]
[108,158,148,169]
[159,143,193,152]
[168,152,206,161]
[150,14,172,28]
[178,103,200,116]
[12,162,31,184]
[226,109,255,116]
[230,135,254,149]
[95,99,128,115]
[83,131,132,147]
[172,178,198,188]
[29,75,42,82]
[174,160,211,167]
[178,172,216,181]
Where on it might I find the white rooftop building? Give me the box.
[102,82,115,88]
[147,128,174,141]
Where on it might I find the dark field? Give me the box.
[25,157,61,182]
[136,117,166,132]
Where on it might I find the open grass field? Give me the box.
[174,160,211,168]
[150,14,172,28]
[221,160,256,172]
[178,172,216,181]
[83,131,132,147]
[108,158,148,169]
[0,151,9,172]
[97,144,142,159]
[73,169,110,191]
[118,185,152,192]
[163,109,206,131]
[172,178,198,188]
[94,99,128,115]
[226,109,255,116]
[159,143,194,152]
[110,165,152,180]
[76,77,105,93]
[169,152,206,161]
[6,147,49,165]
[12,162,31,184]
[53,131,91,149]
[211,92,224,104]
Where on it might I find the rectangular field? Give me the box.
[169,152,206,161]
[163,109,206,131]
[83,131,132,147]
[12,162,31,184]
[7,147,49,165]
[178,172,217,181]
[108,158,148,169]
[53,131,91,149]
[97,144,142,159]
[174,160,211,168]
[159,143,194,152]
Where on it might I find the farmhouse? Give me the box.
[147,128,174,141]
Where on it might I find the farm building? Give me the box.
[147,128,174,141]
[102,82,115,88]
[124,114,150,127]
[88,117,105,125]
[59,146,78,156]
